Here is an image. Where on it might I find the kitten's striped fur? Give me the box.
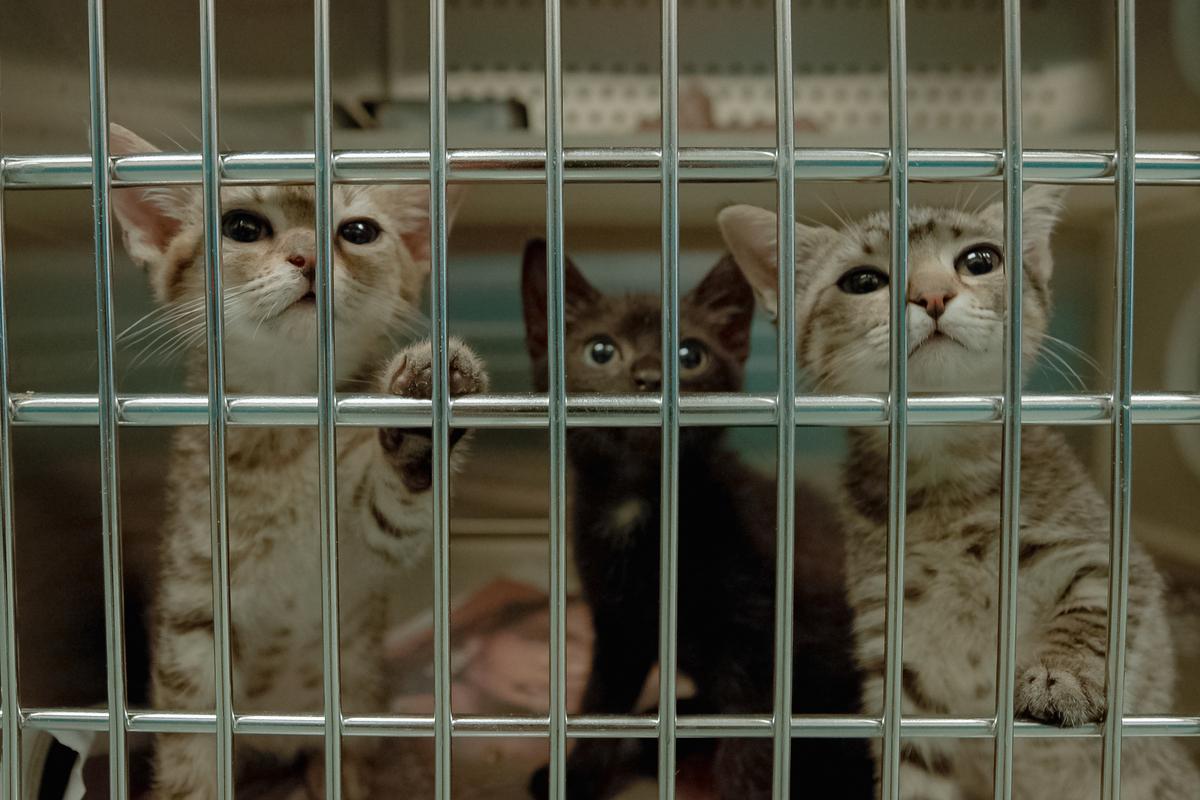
[720,188,1198,798]
[110,125,487,799]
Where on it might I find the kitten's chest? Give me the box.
[850,518,1055,714]
[897,541,1001,711]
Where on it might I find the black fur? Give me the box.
[521,240,873,799]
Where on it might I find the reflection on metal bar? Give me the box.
[543,0,568,797]
[0,138,22,800]
[86,2,130,797]
[6,149,1200,188]
[882,1,911,799]
[197,0,235,795]
[658,0,681,797]
[312,0,343,797]
[19,708,1200,739]
[9,392,1200,428]
[1103,1,1137,798]
[771,0,798,797]
[429,0,454,796]
[993,1,1023,798]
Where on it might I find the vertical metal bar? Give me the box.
[86,2,130,796]
[657,0,680,797]
[543,0,568,797]
[1102,1,1136,797]
[0,165,22,800]
[770,0,797,797]
[429,0,454,797]
[992,2,1024,799]
[312,0,343,796]
[880,1,909,799]
[197,1,235,796]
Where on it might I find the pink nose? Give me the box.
[287,253,313,269]
[911,289,956,320]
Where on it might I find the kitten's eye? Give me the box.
[221,210,271,243]
[584,335,618,366]
[955,245,1002,276]
[837,266,889,295]
[678,339,708,373]
[339,219,381,245]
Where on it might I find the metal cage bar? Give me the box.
[312,0,344,796]
[17,707,1200,738]
[657,0,682,796]
[1102,1,1137,797]
[429,0,455,795]
[5,149,1200,187]
[880,1,910,798]
[992,0,1023,797]
[6,392,1200,429]
[197,0,236,796]
[542,0,569,796]
[0,3,1194,799]
[770,0,798,796]
[0,136,22,800]
[86,2,131,797]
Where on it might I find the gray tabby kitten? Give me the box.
[718,188,1199,799]
[110,124,488,799]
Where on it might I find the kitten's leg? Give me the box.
[151,588,219,799]
[866,742,964,800]
[334,598,387,800]
[1015,558,1110,726]
[858,674,963,800]
[528,618,657,800]
[356,337,488,564]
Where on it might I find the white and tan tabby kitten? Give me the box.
[110,125,488,799]
[718,188,1199,799]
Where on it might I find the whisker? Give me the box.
[816,194,851,230]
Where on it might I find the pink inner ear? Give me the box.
[112,187,182,254]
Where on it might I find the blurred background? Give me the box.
[1,0,1198,797]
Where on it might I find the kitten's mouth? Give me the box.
[910,329,965,354]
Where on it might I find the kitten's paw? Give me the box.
[1015,656,1106,727]
[378,338,489,491]
[384,337,489,403]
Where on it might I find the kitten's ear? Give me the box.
[520,238,600,364]
[1020,184,1067,247]
[717,204,830,321]
[984,185,1068,250]
[684,255,755,363]
[390,185,468,270]
[717,205,780,317]
[983,185,1066,281]
[108,124,193,268]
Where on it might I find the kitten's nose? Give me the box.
[631,357,662,392]
[287,253,316,284]
[910,288,956,320]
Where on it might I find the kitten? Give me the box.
[109,124,489,800]
[520,241,873,800]
[719,188,1200,799]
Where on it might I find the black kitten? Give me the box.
[521,240,872,799]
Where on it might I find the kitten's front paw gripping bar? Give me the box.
[378,337,489,491]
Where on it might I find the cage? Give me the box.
[0,0,1198,798]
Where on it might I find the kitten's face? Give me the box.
[521,244,755,396]
[718,187,1065,393]
[109,124,460,386]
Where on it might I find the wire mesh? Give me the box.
[0,1,1196,799]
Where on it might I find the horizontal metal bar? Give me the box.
[8,392,1200,428]
[4,148,1199,188]
[19,709,1200,739]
